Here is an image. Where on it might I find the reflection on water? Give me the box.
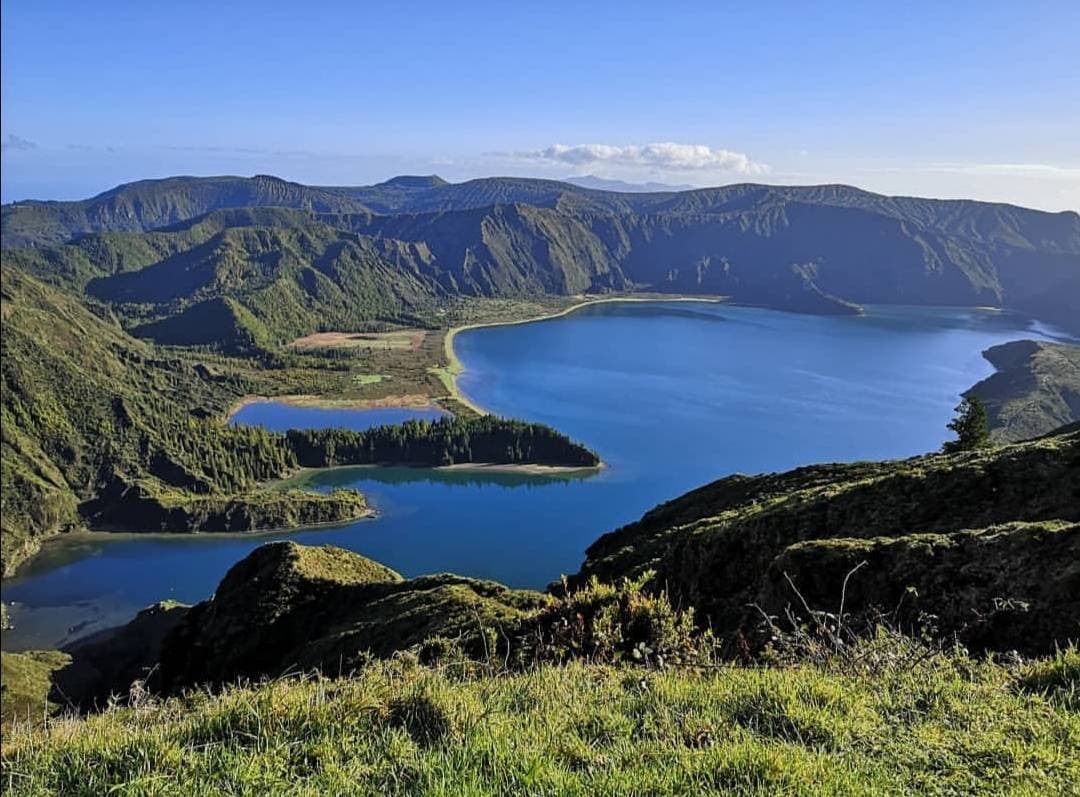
[287,464,599,491]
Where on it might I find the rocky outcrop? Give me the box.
[155,542,549,692]
[756,522,1079,654]
[967,340,1080,443]
[576,424,1080,654]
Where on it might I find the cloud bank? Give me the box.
[517,142,769,175]
[925,162,1080,180]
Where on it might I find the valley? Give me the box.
[1,174,1078,795]
[5,6,1078,792]
[4,297,1073,651]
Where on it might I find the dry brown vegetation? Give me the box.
[288,330,428,352]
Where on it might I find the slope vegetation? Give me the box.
[0,268,596,573]
[966,339,1080,442]
[5,650,1077,795]
[0,267,365,572]
[5,175,1078,334]
[1,175,371,248]
[577,424,1080,654]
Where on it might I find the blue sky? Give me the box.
[2,1,1078,209]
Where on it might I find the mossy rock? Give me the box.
[756,521,1080,653]
[576,425,1080,653]
[157,542,547,691]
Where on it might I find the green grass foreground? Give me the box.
[3,646,1077,796]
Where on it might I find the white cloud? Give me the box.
[516,142,769,175]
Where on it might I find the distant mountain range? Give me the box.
[563,175,696,192]
[3,173,1079,336]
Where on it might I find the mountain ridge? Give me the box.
[9,179,1077,337]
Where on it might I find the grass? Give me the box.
[0,651,72,728]
[351,373,386,386]
[196,296,576,414]
[3,646,1077,796]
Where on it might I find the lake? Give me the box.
[1,301,1062,650]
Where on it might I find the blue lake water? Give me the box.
[229,402,447,431]
[0,302,1063,650]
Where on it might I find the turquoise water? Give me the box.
[1,302,1060,650]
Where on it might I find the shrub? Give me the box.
[520,572,715,668]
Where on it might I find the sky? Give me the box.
[2,1,1078,210]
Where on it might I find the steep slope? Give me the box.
[0,272,597,572]
[340,204,631,296]
[89,223,440,348]
[154,542,548,692]
[0,268,365,573]
[5,212,441,351]
[966,340,1080,442]
[756,520,1077,653]
[576,424,1080,653]
[5,175,1078,332]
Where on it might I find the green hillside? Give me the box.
[0,268,595,574]
[3,429,1078,794]
[966,339,1080,442]
[0,175,371,249]
[577,424,1080,654]
[4,211,440,352]
[0,267,362,572]
[5,175,1078,334]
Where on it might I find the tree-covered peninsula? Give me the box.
[286,416,600,469]
[0,267,597,575]
[3,424,1077,794]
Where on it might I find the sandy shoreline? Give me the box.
[226,295,727,422]
[442,294,729,415]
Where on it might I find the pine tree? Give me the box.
[943,396,991,453]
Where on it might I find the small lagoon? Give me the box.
[1,302,1063,649]
[229,402,446,431]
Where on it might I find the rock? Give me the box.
[756,522,1080,654]
[576,424,1080,654]
[156,542,548,691]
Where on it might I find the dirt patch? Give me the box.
[288,331,427,352]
